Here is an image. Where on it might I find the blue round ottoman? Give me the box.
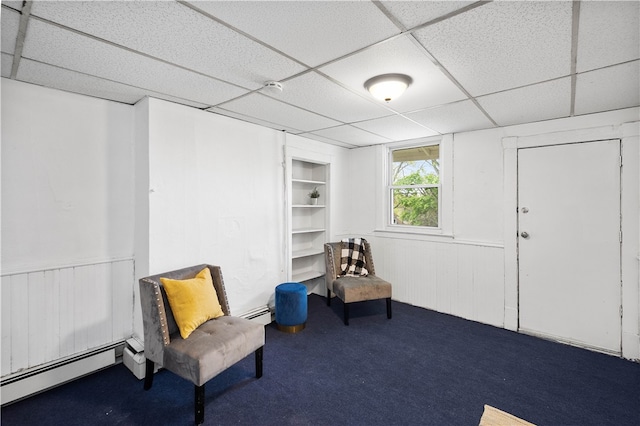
[275,282,307,333]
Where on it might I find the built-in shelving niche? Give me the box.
[289,159,328,284]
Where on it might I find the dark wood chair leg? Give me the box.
[386,298,392,319]
[343,302,349,326]
[255,346,263,379]
[327,289,331,306]
[143,359,154,390]
[195,384,205,425]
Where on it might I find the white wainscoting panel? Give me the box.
[372,237,505,327]
[1,259,134,378]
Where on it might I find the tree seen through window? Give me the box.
[391,145,440,227]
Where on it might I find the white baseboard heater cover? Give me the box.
[1,348,116,405]
[239,305,272,326]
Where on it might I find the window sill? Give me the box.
[374,228,505,248]
[374,227,454,241]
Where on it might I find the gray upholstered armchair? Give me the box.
[324,239,392,325]
[139,264,265,425]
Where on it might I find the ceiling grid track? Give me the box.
[407,34,500,128]
[10,0,32,79]
[375,0,499,128]
[211,0,494,119]
[1,0,636,147]
[29,14,251,93]
[177,0,311,70]
[570,0,581,117]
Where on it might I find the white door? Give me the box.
[518,140,621,354]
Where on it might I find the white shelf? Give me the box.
[292,204,325,208]
[292,270,325,283]
[292,248,324,259]
[292,227,325,234]
[292,178,325,185]
[291,160,326,183]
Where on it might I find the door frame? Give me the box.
[501,121,640,359]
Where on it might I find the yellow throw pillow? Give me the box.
[160,267,224,339]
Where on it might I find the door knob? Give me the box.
[520,231,530,239]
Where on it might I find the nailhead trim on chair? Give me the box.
[214,268,232,315]
[155,283,170,346]
[145,279,170,346]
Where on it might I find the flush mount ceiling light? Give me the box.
[364,73,412,102]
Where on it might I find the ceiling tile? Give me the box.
[320,35,466,113]
[309,124,392,147]
[215,92,341,132]
[1,7,19,55]
[1,1,22,10]
[575,61,640,116]
[16,58,145,104]
[207,107,304,134]
[2,53,13,77]
[380,1,475,30]
[353,114,438,141]
[3,0,637,143]
[477,78,571,127]
[297,133,358,148]
[15,58,210,108]
[21,19,248,107]
[577,1,640,73]
[30,1,305,89]
[413,1,572,96]
[406,100,495,134]
[270,71,391,123]
[188,1,399,67]
[296,132,357,149]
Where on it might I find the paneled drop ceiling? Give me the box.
[1,1,638,148]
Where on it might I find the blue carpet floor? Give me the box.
[2,294,639,425]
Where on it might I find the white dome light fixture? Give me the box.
[364,73,412,102]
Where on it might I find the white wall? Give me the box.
[452,129,504,244]
[343,133,507,328]
[132,97,150,339]
[1,79,136,376]
[341,144,378,234]
[132,101,350,329]
[134,98,286,320]
[1,79,135,273]
[347,107,640,359]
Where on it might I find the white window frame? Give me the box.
[377,135,453,238]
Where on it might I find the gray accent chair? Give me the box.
[139,264,265,425]
[324,239,392,325]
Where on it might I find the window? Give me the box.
[389,144,440,228]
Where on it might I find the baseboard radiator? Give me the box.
[1,343,122,405]
[1,259,135,405]
[238,305,273,326]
